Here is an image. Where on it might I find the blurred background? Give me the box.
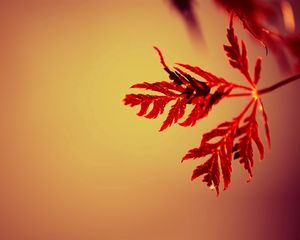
[0,1,299,239]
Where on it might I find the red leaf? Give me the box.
[224,17,253,85]
[145,98,172,119]
[180,87,230,127]
[254,58,262,85]
[234,102,266,178]
[183,119,239,192]
[219,144,231,190]
[131,81,184,96]
[192,153,220,194]
[251,122,264,160]
[176,63,230,87]
[124,17,274,194]
[124,94,172,117]
[160,98,187,131]
[259,101,271,148]
[214,0,277,48]
[124,47,233,132]
[179,97,205,127]
[153,46,168,69]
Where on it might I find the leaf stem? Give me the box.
[258,74,300,95]
[236,99,255,120]
[231,83,252,91]
[227,73,300,98]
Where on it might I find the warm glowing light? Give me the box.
[259,105,263,111]
[281,0,295,33]
[252,89,259,100]
[209,185,215,190]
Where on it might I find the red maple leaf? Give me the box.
[124,46,240,132]
[124,16,300,194]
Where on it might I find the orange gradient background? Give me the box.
[0,1,299,239]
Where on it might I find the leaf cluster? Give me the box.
[124,18,271,194]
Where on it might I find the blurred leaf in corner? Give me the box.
[168,0,204,42]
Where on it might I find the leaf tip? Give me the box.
[153,46,168,69]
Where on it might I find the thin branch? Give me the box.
[258,74,300,95]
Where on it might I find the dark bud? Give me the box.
[182,87,194,103]
[207,90,223,108]
[232,143,239,152]
[235,128,241,137]
[197,81,210,96]
[168,70,184,85]
[233,151,240,160]
[184,74,210,96]
[183,87,194,96]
